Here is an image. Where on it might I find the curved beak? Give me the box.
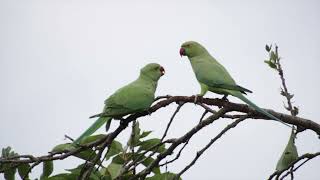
[179,47,186,57]
[160,66,165,76]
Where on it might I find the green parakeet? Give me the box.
[179,41,288,126]
[276,128,298,171]
[73,63,165,144]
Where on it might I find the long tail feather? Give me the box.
[73,116,112,144]
[234,93,290,127]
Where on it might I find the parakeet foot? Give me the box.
[221,95,229,102]
[216,95,229,108]
[120,119,129,128]
[193,94,203,104]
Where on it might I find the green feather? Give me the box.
[235,93,290,127]
[212,83,252,94]
[73,63,164,145]
[181,41,289,127]
[276,128,299,171]
[73,117,111,144]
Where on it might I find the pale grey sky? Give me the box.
[1,0,319,179]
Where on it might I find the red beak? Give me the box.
[179,47,186,57]
[160,66,165,76]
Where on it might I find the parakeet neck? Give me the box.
[189,53,213,67]
[189,52,212,62]
[137,74,158,91]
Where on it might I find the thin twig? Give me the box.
[175,116,248,179]
[198,103,246,119]
[0,137,108,166]
[160,109,210,167]
[130,108,229,180]
[131,120,137,175]
[161,102,185,141]
[274,45,297,117]
[159,140,189,167]
[198,110,208,123]
[279,153,319,180]
[117,103,185,178]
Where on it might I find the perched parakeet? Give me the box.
[73,63,165,144]
[179,41,289,126]
[276,127,298,171]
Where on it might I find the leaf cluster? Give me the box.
[1,122,179,180]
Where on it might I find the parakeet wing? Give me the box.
[194,59,251,93]
[104,82,155,116]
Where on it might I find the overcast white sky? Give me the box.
[1,0,319,179]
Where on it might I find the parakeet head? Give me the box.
[140,63,165,81]
[179,41,208,58]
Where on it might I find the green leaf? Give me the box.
[111,153,160,174]
[104,140,123,161]
[2,146,10,157]
[65,164,85,173]
[4,167,16,180]
[65,164,101,180]
[111,152,146,165]
[107,163,122,179]
[51,143,98,162]
[18,163,31,180]
[264,60,276,69]
[276,129,299,171]
[79,134,107,145]
[100,176,113,180]
[46,173,78,180]
[268,62,277,69]
[146,172,181,180]
[51,143,75,153]
[100,167,113,180]
[111,154,126,164]
[270,51,277,62]
[1,147,18,158]
[141,157,160,174]
[265,44,271,52]
[140,131,152,139]
[40,161,54,179]
[138,138,166,153]
[76,149,99,163]
[1,146,18,180]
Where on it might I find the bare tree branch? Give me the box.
[159,140,189,167]
[160,108,210,167]
[131,108,229,180]
[1,95,319,178]
[1,96,319,166]
[175,115,248,179]
[116,103,185,179]
[161,102,185,141]
[274,45,297,117]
